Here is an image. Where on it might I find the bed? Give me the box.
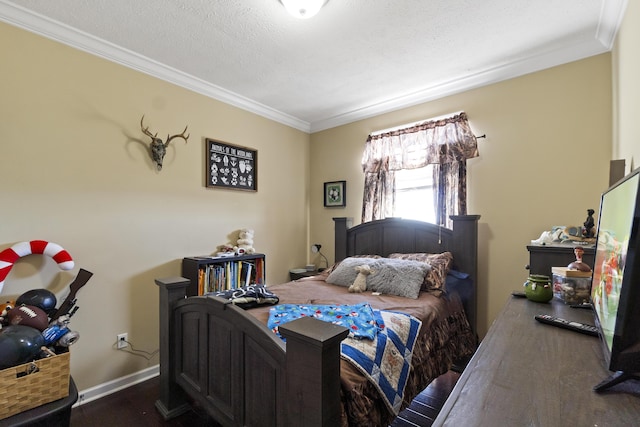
[155,215,480,426]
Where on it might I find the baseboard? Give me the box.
[73,364,160,407]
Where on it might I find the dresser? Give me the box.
[433,297,640,426]
[527,244,595,277]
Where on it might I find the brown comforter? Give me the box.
[246,272,476,426]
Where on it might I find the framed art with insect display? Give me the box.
[324,180,346,207]
[206,138,257,191]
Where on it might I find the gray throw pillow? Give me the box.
[325,257,379,286]
[326,257,431,299]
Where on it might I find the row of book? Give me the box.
[197,259,264,294]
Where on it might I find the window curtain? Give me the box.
[361,112,479,227]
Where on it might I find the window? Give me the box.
[361,112,479,227]
[394,166,436,223]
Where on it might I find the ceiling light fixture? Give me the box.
[280,0,327,19]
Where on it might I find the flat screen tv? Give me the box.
[590,166,640,391]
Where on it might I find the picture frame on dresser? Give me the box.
[324,180,346,207]
[205,138,257,191]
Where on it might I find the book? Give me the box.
[551,266,593,278]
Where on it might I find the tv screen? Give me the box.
[590,167,640,391]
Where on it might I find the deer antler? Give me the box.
[139,115,189,171]
[164,125,189,147]
[140,115,160,140]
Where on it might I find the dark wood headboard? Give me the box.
[333,216,480,333]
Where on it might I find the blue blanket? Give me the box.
[266,304,421,414]
[267,303,380,339]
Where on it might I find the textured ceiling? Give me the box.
[0,0,627,132]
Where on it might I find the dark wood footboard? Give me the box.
[155,277,349,427]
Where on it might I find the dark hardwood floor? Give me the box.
[70,370,460,426]
[70,376,214,427]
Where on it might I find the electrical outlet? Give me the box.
[117,333,128,349]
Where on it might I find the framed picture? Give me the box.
[324,181,346,207]
[206,138,257,191]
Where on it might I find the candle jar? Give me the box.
[524,274,553,303]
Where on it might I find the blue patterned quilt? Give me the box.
[341,310,422,414]
[268,303,380,339]
[266,304,421,414]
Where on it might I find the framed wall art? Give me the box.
[324,180,346,207]
[206,138,257,191]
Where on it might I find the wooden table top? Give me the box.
[434,296,640,426]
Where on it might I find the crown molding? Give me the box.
[596,0,628,50]
[0,1,311,133]
[310,0,626,132]
[1,0,626,134]
[310,38,608,132]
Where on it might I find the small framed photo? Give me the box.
[324,181,346,207]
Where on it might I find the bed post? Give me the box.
[450,215,480,337]
[333,217,352,262]
[155,277,191,420]
[279,317,349,427]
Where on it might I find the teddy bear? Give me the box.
[349,264,373,293]
[236,228,255,254]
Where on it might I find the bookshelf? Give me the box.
[182,253,265,296]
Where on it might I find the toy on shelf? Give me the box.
[236,228,255,254]
[217,228,256,256]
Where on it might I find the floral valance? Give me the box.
[362,112,479,173]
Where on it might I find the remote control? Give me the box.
[534,314,599,337]
[570,302,593,309]
[511,291,526,298]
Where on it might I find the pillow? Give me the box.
[324,254,382,275]
[366,258,431,299]
[325,257,380,286]
[445,270,474,321]
[326,257,431,299]
[388,252,453,292]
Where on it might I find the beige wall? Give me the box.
[0,22,310,391]
[3,4,637,394]
[310,54,613,337]
[613,0,640,169]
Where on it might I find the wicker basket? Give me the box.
[0,350,70,420]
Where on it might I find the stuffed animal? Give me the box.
[0,300,15,329]
[349,264,373,293]
[236,228,255,254]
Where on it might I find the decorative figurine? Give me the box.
[568,246,592,272]
[583,208,595,238]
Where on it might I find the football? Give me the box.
[6,305,49,331]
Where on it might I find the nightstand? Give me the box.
[289,269,321,281]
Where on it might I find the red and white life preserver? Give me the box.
[0,240,74,294]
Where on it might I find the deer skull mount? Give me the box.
[140,115,189,171]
